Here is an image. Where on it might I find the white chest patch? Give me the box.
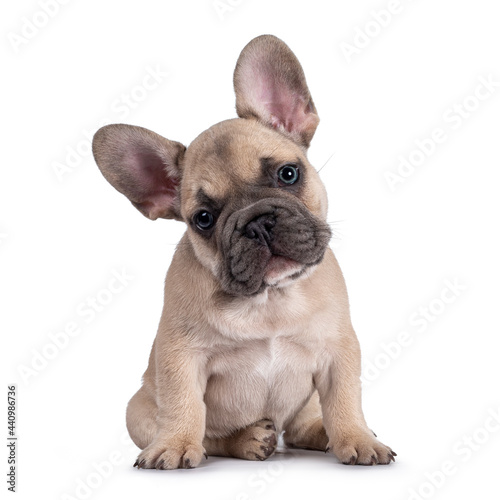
[254,337,278,378]
[204,334,317,433]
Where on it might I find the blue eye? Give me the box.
[195,211,215,230]
[278,164,299,185]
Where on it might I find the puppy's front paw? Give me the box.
[134,438,206,470]
[328,431,396,465]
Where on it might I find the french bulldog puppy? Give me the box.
[92,35,395,469]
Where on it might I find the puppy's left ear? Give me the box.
[234,35,319,148]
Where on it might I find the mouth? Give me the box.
[263,255,304,286]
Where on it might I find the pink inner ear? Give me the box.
[265,84,309,134]
[123,146,179,220]
[247,64,317,142]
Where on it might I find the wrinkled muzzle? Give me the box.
[219,198,331,296]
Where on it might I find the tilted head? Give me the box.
[92,35,331,296]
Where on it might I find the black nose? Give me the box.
[244,214,276,247]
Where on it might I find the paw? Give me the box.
[328,431,396,465]
[229,419,278,461]
[134,437,206,470]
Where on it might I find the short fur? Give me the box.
[92,35,395,469]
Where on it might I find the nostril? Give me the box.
[263,219,275,230]
[244,215,275,247]
[245,221,258,239]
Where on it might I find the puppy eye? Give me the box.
[278,164,299,185]
[194,211,215,231]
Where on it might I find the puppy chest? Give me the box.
[204,338,316,425]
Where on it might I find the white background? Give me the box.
[2,1,500,499]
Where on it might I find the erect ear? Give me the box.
[92,124,186,221]
[233,35,320,148]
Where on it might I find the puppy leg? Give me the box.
[126,386,157,450]
[132,343,207,470]
[283,392,328,451]
[317,329,396,465]
[204,419,278,461]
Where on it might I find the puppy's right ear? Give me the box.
[92,124,185,221]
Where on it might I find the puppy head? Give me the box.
[93,35,331,296]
